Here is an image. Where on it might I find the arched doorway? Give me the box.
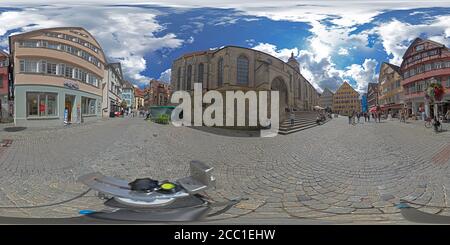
[271,77,289,121]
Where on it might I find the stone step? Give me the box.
[280,119,316,125]
[279,121,318,131]
[278,124,319,135]
[278,119,331,135]
[280,122,317,128]
[280,119,318,128]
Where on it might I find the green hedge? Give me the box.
[152,113,170,124]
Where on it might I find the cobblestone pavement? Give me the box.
[0,117,450,223]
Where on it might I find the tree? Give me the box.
[120,100,128,109]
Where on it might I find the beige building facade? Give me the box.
[378,62,404,114]
[332,82,361,116]
[10,27,106,127]
[102,62,123,117]
[171,46,319,122]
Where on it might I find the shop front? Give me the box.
[404,98,425,119]
[14,84,101,127]
[381,103,405,118]
[405,96,450,120]
[108,98,121,117]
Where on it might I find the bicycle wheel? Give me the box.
[425,121,432,128]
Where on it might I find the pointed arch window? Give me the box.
[217,58,224,86]
[186,65,192,91]
[237,55,249,85]
[198,63,204,85]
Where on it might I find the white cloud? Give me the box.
[252,42,298,62]
[212,16,239,26]
[371,16,450,65]
[251,42,379,93]
[0,6,184,86]
[2,1,450,90]
[158,68,171,84]
[298,49,346,92]
[251,42,343,92]
[344,58,378,93]
[338,47,349,56]
[186,36,195,44]
[245,38,255,46]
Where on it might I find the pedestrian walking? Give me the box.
[357,112,361,123]
[290,109,295,126]
[348,113,352,125]
[352,111,356,125]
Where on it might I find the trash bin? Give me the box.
[110,111,115,118]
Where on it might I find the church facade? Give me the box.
[171,46,319,122]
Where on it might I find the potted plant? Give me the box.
[154,113,170,124]
[425,83,444,102]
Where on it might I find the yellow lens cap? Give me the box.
[161,182,176,190]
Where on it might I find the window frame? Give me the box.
[198,63,204,85]
[18,59,100,88]
[217,57,224,87]
[186,64,192,91]
[236,55,249,85]
[26,92,58,118]
[81,96,97,116]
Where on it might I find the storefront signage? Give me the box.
[64,80,79,90]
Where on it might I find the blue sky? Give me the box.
[1,1,450,93]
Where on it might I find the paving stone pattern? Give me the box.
[0,117,449,223]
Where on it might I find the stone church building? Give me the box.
[171,46,319,122]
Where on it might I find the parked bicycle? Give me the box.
[433,117,442,132]
[425,116,442,132]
